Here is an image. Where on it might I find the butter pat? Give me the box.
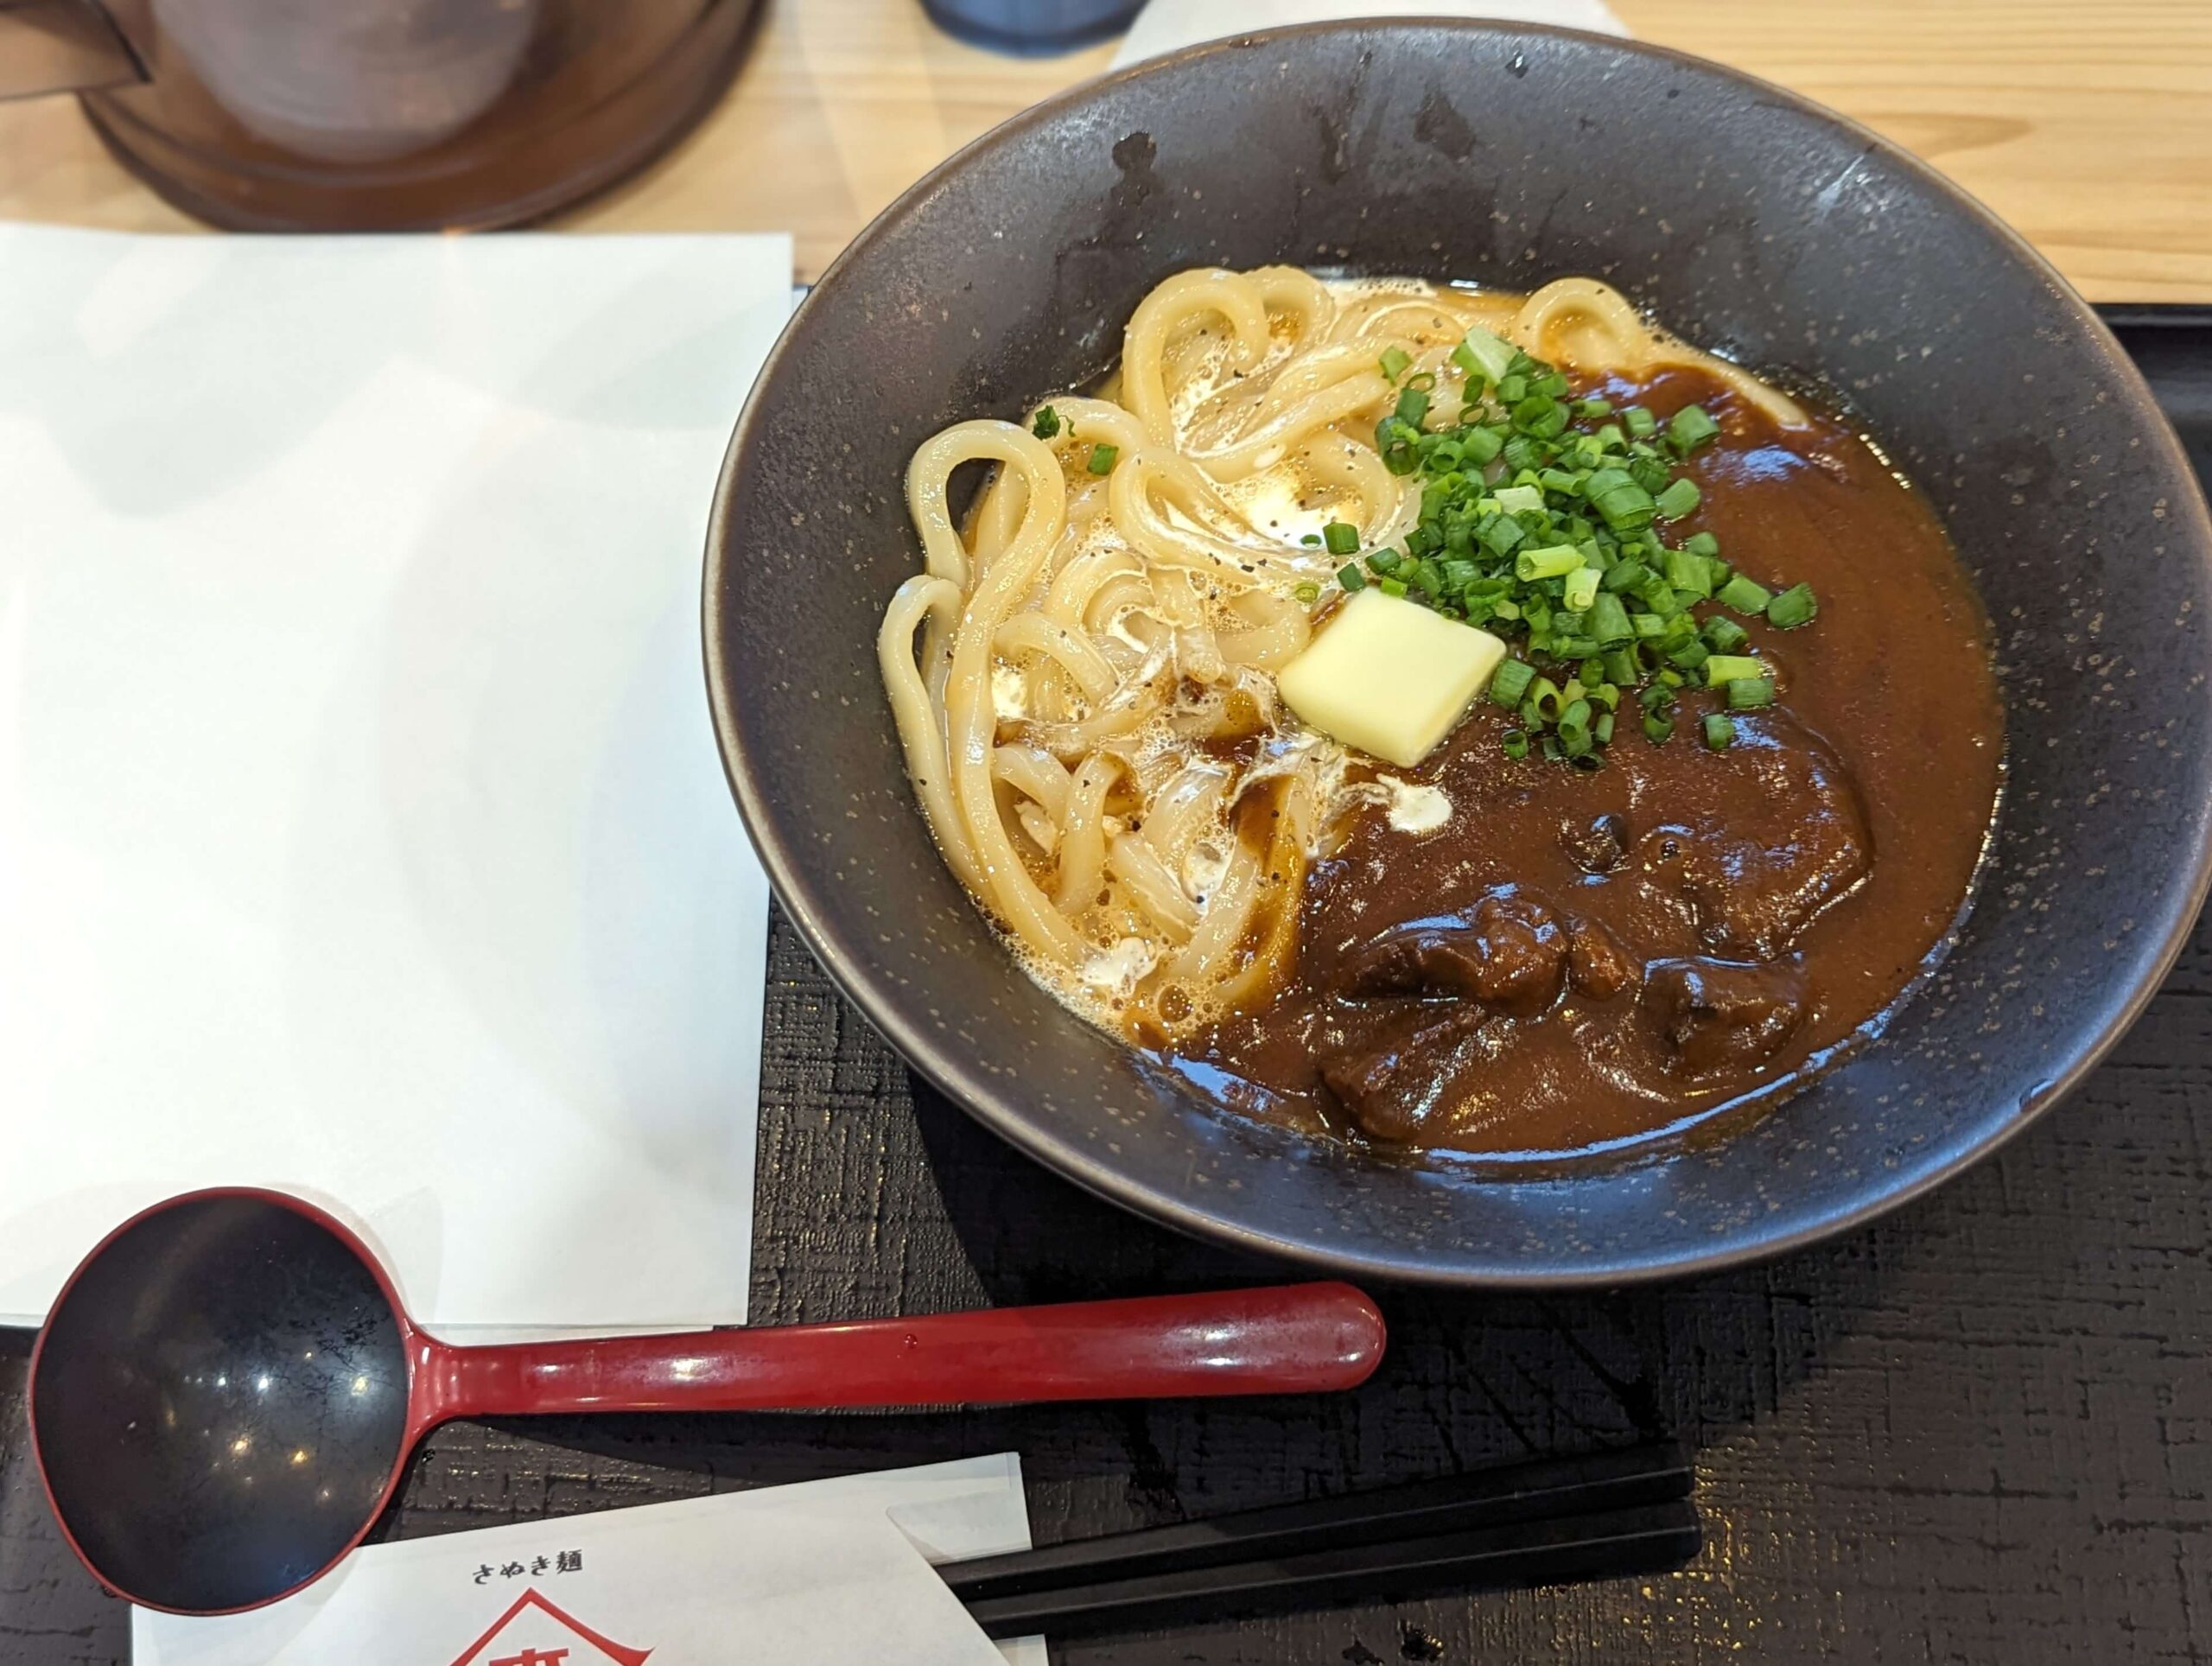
[1277,588,1506,767]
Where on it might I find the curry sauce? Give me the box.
[1167,366,2005,1160]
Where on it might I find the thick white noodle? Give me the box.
[878,268,1810,1040]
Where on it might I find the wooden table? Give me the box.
[1,0,2209,302]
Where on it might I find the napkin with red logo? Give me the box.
[132,1454,1045,1666]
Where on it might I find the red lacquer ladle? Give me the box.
[29,1188,1384,1616]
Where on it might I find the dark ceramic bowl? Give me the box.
[706,22,2212,1284]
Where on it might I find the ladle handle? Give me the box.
[420,1282,1385,1419]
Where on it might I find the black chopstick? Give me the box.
[943,1438,1690,1604]
[960,1497,1701,1638]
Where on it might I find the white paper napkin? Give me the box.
[1114,0,1627,67]
[132,1453,1047,1666]
[0,225,791,1334]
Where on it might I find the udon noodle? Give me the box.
[878,270,1806,1041]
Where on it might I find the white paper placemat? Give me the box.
[0,226,791,1334]
[133,1453,1047,1666]
[1114,0,1626,67]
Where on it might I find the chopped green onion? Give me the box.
[1516,544,1584,582]
[1654,477,1701,519]
[1635,575,1684,619]
[1557,698,1594,756]
[1490,658,1536,708]
[1717,573,1774,614]
[1030,405,1060,440]
[1500,434,1543,474]
[1513,395,1569,439]
[1087,443,1119,475]
[1293,581,1321,604]
[1767,582,1819,630]
[1454,326,1516,387]
[1586,591,1633,645]
[1589,479,1656,532]
[1502,728,1530,760]
[1459,426,1503,466]
[1376,416,1421,475]
[1702,712,1736,751]
[1306,325,1819,766]
[1668,404,1721,455]
[1662,548,1713,599]
[1702,615,1750,654]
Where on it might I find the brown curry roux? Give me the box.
[1166,366,2005,1160]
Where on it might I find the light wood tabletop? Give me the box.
[2,0,2207,302]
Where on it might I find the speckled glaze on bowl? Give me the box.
[705,22,2212,1285]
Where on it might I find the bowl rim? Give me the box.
[704,17,2212,1286]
